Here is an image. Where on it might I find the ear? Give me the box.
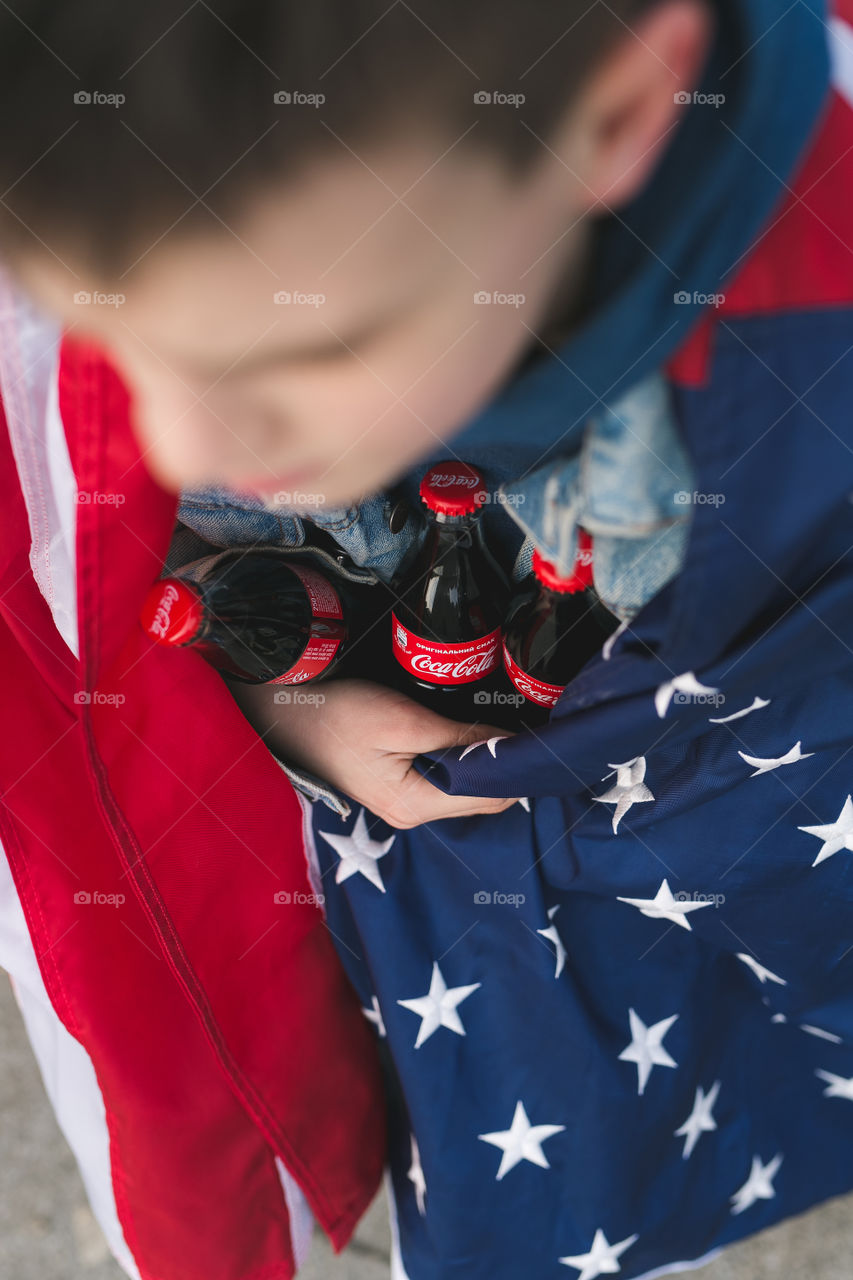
[565,0,713,212]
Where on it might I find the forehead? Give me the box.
[27,137,513,364]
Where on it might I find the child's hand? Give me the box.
[228,677,519,829]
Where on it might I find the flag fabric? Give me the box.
[1,4,853,1280]
[0,279,386,1280]
[300,23,853,1277]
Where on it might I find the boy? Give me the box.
[0,1,851,1277]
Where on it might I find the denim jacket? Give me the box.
[176,369,694,615]
[174,368,695,814]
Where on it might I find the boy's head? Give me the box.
[0,0,709,505]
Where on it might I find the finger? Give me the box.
[400,711,515,756]
[383,773,519,828]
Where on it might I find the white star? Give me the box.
[736,953,787,986]
[738,741,814,777]
[397,962,481,1048]
[593,758,654,833]
[674,1081,720,1159]
[361,994,386,1037]
[800,1023,842,1043]
[708,696,771,723]
[771,1013,787,1023]
[602,618,629,661]
[479,1099,566,1180]
[730,1153,783,1215]
[458,735,507,761]
[618,1008,679,1095]
[617,879,713,931]
[816,1069,853,1101]
[318,809,395,893]
[517,796,531,812]
[559,1228,639,1279]
[537,906,567,978]
[655,672,719,719]
[798,795,853,867]
[407,1134,427,1214]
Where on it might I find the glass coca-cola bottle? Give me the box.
[140,547,378,685]
[502,530,619,728]
[389,461,510,721]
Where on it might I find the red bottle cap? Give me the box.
[532,530,594,594]
[140,578,204,646]
[419,461,486,516]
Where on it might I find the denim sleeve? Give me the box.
[177,485,422,584]
[498,371,694,620]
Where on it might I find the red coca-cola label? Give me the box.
[286,562,344,619]
[503,641,565,707]
[269,633,343,684]
[269,562,345,685]
[391,613,500,684]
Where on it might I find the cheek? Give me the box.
[279,314,529,485]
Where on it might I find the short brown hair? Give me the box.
[0,0,654,274]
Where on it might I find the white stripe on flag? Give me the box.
[0,840,141,1279]
[0,266,79,657]
[829,16,853,110]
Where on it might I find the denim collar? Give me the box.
[442,0,831,472]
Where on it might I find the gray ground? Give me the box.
[1,976,850,1279]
